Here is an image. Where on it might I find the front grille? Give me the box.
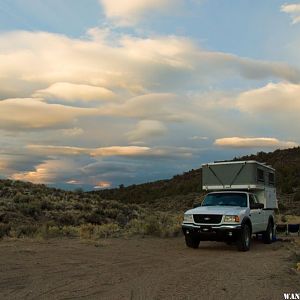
[193,214,222,224]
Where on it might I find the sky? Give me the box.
[1,0,300,190]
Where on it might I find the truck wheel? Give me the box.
[263,222,274,244]
[237,224,251,251]
[185,235,200,249]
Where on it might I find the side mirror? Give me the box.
[193,203,201,208]
[250,203,264,209]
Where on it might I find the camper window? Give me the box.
[257,169,264,183]
[268,172,275,186]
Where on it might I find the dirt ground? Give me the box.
[0,237,299,300]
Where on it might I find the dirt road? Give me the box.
[0,237,299,300]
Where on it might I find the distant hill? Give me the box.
[0,147,299,239]
[95,147,300,212]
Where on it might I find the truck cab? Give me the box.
[182,161,276,251]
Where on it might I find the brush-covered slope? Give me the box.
[95,147,300,212]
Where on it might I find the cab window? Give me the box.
[249,194,257,207]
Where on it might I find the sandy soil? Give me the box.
[0,237,299,300]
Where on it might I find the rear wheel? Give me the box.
[263,221,274,244]
[185,235,200,249]
[237,224,251,251]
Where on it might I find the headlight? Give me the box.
[184,214,193,223]
[224,215,240,223]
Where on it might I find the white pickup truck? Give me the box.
[182,161,277,251]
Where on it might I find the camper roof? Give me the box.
[202,160,275,172]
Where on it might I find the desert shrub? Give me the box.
[47,226,63,237]
[19,202,41,218]
[79,224,94,239]
[125,213,182,237]
[281,215,288,223]
[40,199,53,210]
[61,226,78,237]
[79,223,120,239]
[14,224,39,238]
[278,202,287,212]
[35,223,50,239]
[158,214,182,237]
[73,203,84,210]
[93,223,120,239]
[125,215,161,236]
[144,215,161,236]
[116,213,128,226]
[53,202,65,210]
[125,219,147,236]
[103,208,119,219]
[84,212,104,224]
[0,223,11,238]
[56,212,77,226]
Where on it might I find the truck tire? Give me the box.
[263,221,274,244]
[237,224,251,251]
[185,235,200,249]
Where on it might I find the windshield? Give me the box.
[202,193,247,207]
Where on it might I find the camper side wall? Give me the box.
[255,188,277,209]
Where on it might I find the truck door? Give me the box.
[249,194,264,233]
[253,194,268,231]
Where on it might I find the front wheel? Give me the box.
[237,224,251,251]
[263,222,274,244]
[185,235,200,249]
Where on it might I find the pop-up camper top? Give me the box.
[202,161,277,209]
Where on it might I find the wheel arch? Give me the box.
[268,215,274,226]
[241,217,252,234]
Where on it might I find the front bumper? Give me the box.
[182,223,241,241]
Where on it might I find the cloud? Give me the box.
[11,159,78,184]
[99,0,180,26]
[81,160,137,175]
[7,144,196,186]
[281,3,300,24]
[60,127,84,137]
[0,98,97,130]
[232,82,300,136]
[214,137,298,149]
[66,179,82,185]
[127,120,168,141]
[26,144,196,159]
[33,82,116,102]
[90,146,151,157]
[26,144,151,157]
[189,136,208,141]
[236,82,300,115]
[94,181,111,189]
[102,93,194,122]
[1,30,299,103]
